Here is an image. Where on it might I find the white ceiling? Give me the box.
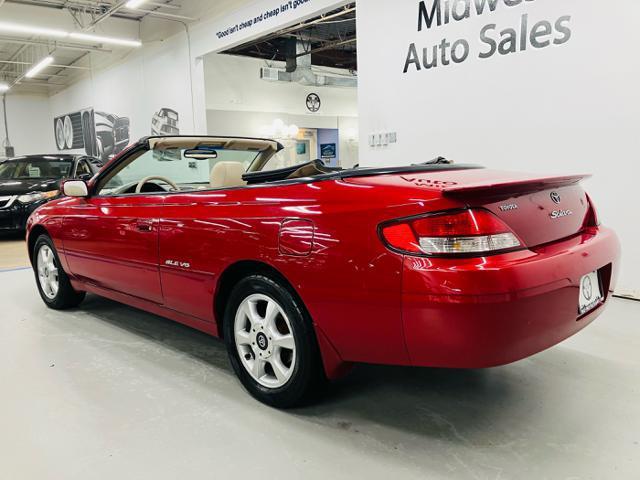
[0,0,238,95]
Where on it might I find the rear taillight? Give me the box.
[583,194,600,229]
[380,209,522,256]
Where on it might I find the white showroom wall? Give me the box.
[48,30,196,152]
[204,54,357,116]
[204,53,358,167]
[186,0,350,133]
[357,0,640,292]
[37,0,351,156]
[3,0,352,156]
[1,94,56,156]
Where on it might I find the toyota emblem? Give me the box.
[550,192,561,204]
[256,332,268,350]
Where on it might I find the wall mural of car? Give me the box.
[53,108,131,163]
[26,135,620,408]
[95,111,130,161]
[151,108,180,136]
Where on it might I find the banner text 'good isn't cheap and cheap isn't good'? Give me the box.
[216,0,313,39]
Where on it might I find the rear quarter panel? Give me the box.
[160,178,460,365]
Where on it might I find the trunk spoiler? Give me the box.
[442,174,591,200]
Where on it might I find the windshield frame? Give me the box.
[91,136,284,197]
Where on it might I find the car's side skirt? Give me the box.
[71,279,220,338]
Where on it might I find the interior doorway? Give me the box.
[202,3,358,169]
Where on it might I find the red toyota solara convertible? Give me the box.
[26,136,620,407]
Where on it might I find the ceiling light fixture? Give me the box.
[25,56,54,78]
[0,21,142,48]
[125,0,148,8]
[0,83,10,92]
[69,32,141,48]
[0,21,67,38]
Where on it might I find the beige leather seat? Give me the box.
[210,161,247,188]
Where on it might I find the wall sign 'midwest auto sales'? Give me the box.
[403,0,573,73]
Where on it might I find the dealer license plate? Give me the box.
[578,271,603,315]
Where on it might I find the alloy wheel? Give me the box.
[37,245,59,300]
[234,293,297,388]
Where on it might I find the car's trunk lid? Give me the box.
[344,168,591,248]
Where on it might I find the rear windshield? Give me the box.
[0,158,73,180]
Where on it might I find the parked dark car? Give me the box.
[0,154,101,233]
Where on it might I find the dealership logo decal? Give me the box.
[306,93,321,112]
[550,192,561,204]
[403,0,573,74]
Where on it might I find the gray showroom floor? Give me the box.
[1,268,639,480]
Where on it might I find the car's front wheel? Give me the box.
[33,234,86,310]
[223,275,324,408]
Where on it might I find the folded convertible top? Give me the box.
[243,158,481,185]
[243,159,339,185]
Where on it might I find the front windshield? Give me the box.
[0,158,73,180]
[100,147,260,194]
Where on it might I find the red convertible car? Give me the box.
[26,136,620,407]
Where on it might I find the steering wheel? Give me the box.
[135,175,179,193]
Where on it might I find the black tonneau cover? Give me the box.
[242,159,482,186]
[243,159,339,185]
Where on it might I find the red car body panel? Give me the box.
[402,229,618,367]
[26,157,621,379]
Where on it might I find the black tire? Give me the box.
[223,274,325,408]
[32,234,86,310]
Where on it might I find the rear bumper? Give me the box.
[402,227,620,368]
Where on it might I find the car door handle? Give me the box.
[136,222,153,232]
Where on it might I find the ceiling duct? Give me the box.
[260,38,356,88]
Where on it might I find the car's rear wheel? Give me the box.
[33,235,86,310]
[223,275,324,408]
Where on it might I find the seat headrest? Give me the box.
[210,161,247,188]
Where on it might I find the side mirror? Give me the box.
[63,180,89,198]
[184,147,218,160]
